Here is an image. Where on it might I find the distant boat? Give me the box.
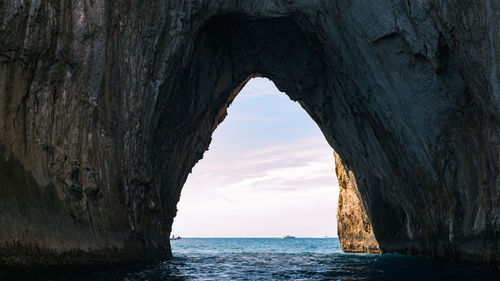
[170,235,182,240]
[282,235,295,239]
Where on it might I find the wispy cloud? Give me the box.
[190,136,333,177]
[183,135,338,206]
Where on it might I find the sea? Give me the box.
[72,238,499,281]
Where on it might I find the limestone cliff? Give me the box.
[0,0,499,271]
[335,152,380,253]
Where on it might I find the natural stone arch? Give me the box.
[155,14,380,253]
[0,0,499,272]
[152,15,332,233]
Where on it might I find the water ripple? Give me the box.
[69,238,499,281]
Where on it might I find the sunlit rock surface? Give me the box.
[335,152,380,254]
[0,0,499,270]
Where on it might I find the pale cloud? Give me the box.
[223,161,334,190]
[186,137,336,193]
[197,136,332,173]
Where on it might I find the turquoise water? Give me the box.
[74,238,499,280]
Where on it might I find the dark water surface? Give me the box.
[69,238,498,280]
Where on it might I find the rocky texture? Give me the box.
[335,152,380,254]
[0,0,499,270]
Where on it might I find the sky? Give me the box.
[172,77,339,238]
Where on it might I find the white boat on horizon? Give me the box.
[282,235,295,239]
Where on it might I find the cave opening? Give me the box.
[171,77,339,238]
[156,14,380,253]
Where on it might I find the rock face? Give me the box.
[0,0,499,270]
[335,152,380,253]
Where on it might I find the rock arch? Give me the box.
[0,0,498,270]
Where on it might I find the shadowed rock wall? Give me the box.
[0,0,499,270]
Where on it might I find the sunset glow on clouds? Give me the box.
[172,78,339,237]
